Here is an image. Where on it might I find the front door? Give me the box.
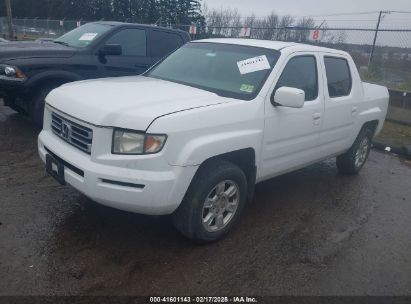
[99,28,153,77]
[260,53,324,180]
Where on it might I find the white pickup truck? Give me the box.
[38,39,389,242]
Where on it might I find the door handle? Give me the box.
[313,112,321,125]
[313,113,321,120]
[352,106,358,116]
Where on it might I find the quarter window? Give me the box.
[275,55,318,101]
[106,28,147,56]
[324,57,352,97]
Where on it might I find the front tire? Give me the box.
[337,127,373,175]
[30,84,61,128]
[173,160,248,242]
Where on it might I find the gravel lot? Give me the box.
[1,101,410,296]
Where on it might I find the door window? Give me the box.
[275,55,318,101]
[150,30,184,57]
[106,28,147,56]
[324,57,352,97]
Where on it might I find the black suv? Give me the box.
[0,22,190,126]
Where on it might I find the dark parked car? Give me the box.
[0,22,190,126]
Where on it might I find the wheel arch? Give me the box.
[362,119,379,137]
[188,148,257,204]
[27,71,84,127]
[26,70,84,93]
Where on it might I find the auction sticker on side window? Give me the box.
[240,84,255,93]
[79,33,98,41]
[237,55,271,75]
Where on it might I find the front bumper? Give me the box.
[0,78,26,93]
[38,112,198,215]
[0,80,29,109]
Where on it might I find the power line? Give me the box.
[386,11,411,14]
[306,11,380,17]
[305,10,411,18]
[208,10,411,22]
[311,17,411,21]
[218,11,379,20]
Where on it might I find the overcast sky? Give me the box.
[202,0,411,47]
[203,0,411,18]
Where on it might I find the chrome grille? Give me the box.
[51,112,93,154]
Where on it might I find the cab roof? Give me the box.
[193,38,349,55]
[89,21,189,36]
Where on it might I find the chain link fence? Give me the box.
[1,17,411,91]
[0,17,85,39]
[170,24,411,91]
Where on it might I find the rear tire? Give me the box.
[337,127,373,175]
[172,159,248,243]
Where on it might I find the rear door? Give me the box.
[318,54,357,156]
[101,27,152,76]
[261,52,325,179]
[148,29,185,63]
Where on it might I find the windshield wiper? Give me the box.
[53,40,70,46]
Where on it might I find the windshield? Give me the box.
[146,42,281,100]
[54,23,112,48]
[145,42,280,100]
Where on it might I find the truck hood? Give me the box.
[47,76,230,130]
[0,41,76,61]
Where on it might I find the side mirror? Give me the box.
[98,44,122,56]
[272,87,305,108]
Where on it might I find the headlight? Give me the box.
[112,129,167,155]
[4,66,16,76]
[0,64,26,80]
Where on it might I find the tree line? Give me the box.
[203,6,346,44]
[204,6,314,42]
[1,0,204,25]
[1,0,346,44]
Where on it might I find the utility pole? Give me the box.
[368,11,387,68]
[5,0,14,39]
[315,19,326,45]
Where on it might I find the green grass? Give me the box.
[376,121,411,146]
